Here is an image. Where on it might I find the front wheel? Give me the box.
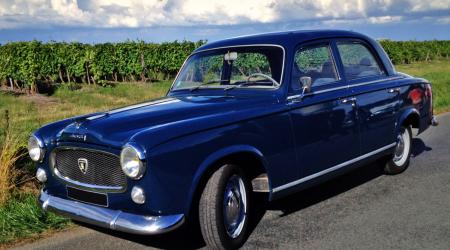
[384,125,412,174]
[199,164,251,249]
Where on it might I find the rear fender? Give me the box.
[398,108,420,134]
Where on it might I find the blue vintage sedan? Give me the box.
[30,30,436,249]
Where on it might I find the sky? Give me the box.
[0,0,449,44]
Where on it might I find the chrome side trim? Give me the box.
[287,76,404,101]
[349,76,403,88]
[39,190,185,235]
[272,143,396,193]
[287,84,349,101]
[170,44,286,91]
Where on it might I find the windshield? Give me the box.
[171,46,284,91]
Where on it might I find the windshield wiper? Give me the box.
[223,80,273,91]
[189,80,228,91]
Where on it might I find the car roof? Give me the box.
[194,30,369,52]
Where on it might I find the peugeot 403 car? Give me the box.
[30,30,437,249]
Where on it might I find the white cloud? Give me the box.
[368,15,402,24]
[0,0,449,29]
[437,16,450,24]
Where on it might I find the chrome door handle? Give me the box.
[388,88,401,93]
[341,97,357,104]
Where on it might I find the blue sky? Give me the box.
[0,0,449,44]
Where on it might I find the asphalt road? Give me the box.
[14,113,450,250]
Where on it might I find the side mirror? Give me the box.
[300,76,312,96]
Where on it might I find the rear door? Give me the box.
[335,39,399,154]
[287,41,360,180]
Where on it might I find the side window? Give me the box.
[337,42,385,80]
[292,44,338,90]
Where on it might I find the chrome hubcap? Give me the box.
[394,134,405,162]
[393,128,410,166]
[223,175,247,238]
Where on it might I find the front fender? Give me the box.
[140,107,295,216]
[186,144,270,211]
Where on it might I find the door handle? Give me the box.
[388,88,401,93]
[341,97,357,104]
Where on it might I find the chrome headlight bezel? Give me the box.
[120,144,146,180]
[28,135,45,162]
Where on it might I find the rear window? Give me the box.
[336,42,385,80]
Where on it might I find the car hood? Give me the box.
[57,94,283,149]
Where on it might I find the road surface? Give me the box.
[14,113,450,250]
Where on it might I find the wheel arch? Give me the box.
[186,145,270,216]
[398,108,420,130]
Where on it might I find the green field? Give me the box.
[0,59,449,245]
[396,60,450,113]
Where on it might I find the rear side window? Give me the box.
[337,42,385,80]
[292,44,338,90]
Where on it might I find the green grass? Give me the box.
[396,60,450,113]
[0,193,70,244]
[54,81,171,109]
[0,81,172,143]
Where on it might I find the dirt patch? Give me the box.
[1,86,59,107]
[18,94,60,107]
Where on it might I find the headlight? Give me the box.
[120,145,145,179]
[28,135,45,162]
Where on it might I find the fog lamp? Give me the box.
[131,186,145,204]
[36,168,47,183]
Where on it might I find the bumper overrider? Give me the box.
[39,190,184,235]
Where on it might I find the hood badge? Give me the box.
[78,158,88,174]
[69,133,87,141]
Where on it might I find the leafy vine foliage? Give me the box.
[0,40,204,92]
[0,40,449,93]
[379,40,450,64]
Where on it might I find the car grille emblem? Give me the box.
[78,158,88,174]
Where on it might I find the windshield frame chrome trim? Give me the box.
[169,44,286,92]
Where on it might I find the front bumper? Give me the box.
[39,190,184,235]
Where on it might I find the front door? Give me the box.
[288,41,360,180]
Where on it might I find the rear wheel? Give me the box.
[199,164,251,249]
[384,125,412,174]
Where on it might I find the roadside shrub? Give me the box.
[0,110,24,205]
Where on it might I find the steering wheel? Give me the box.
[246,73,280,87]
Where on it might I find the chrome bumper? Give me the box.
[431,116,439,126]
[39,190,184,235]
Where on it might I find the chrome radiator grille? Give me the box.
[53,148,126,190]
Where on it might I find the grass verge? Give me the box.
[396,60,450,114]
[0,193,71,245]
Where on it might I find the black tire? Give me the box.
[384,126,412,175]
[199,164,251,249]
